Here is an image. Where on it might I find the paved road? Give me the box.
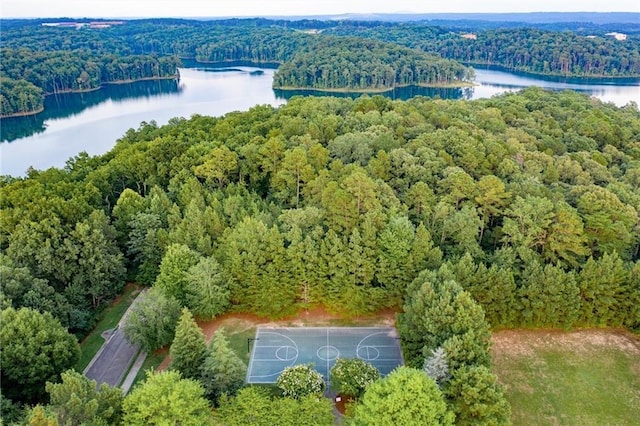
[84,328,139,387]
[84,289,146,387]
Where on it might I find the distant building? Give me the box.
[461,33,477,40]
[41,21,125,29]
[605,32,627,41]
[585,35,598,39]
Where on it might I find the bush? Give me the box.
[276,364,325,399]
[330,358,380,398]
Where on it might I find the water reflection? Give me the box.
[1,64,637,177]
[1,79,182,142]
[274,85,472,101]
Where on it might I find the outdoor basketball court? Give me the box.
[246,327,404,384]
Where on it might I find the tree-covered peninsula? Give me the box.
[273,37,472,91]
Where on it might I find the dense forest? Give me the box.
[0,48,180,116]
[1,87,639,422]
[2,18,639,116]
[273,37,472,91]
[325,25,640,77]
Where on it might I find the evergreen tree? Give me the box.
[200,328,247,405]
[423,347,451,388]
[398,269,491,370]
[443,366,511,426]
[578,253,631,326]
[518,262,580,328]
[170,308,207,380]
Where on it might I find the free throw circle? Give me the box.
[275,345,299,361]
[317,346,340,361]
[357,346,380,361]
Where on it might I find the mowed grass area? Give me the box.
[492,329,640,426]
[75,284,142,372]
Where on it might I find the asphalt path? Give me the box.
[84,328,139,387]
[84,289,146,387]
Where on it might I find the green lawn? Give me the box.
[75,284,141,372]
[225,323,257,365]
[130,349,168,389]
[492,330,640,426]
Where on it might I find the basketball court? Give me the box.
[246,327,404,384]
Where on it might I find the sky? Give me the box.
[2,0,639,19]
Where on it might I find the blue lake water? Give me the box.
[1,64,638,177]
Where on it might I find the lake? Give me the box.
[1,64,638,177]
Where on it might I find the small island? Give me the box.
[273,37,474,92]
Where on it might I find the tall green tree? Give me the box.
[518,262,580,328]
[398,269,492,370]
[170,308,207,380]
[578,253,631,326]
[184,256,230,320]
[220,217,294,317]
[443,366,511,426]
[122,288,181,352]
[0,307,80,404]
[155,243,202,306]
[200,328,247,404]
[353,367,455,426]
[122,370,212,426]
[45,370,123,426]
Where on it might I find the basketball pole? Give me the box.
[248,337,259,353]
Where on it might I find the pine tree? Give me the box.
[423,347,450,388]
[444,366,511,426]
[170,308,207,380]
[200,328,247,405]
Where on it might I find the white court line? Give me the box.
[326,328,330,383]
[247,331,299,383]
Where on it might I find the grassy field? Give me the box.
[75,284,141,372]
[492,329,640,426]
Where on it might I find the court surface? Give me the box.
[246,327,404,384]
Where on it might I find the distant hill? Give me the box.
[267,12,639,25]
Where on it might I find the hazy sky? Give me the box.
[2,0,639,18]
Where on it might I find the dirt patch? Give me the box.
[492,328,640,359]
[334,394,355,415]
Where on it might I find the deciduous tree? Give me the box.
[353,367,454,426]
[122,370,212,425]
[0,307,80,404]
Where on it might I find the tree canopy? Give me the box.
[352,366,455,425]
[0,307,80,404]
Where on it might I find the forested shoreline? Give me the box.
[2,18,639,116]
